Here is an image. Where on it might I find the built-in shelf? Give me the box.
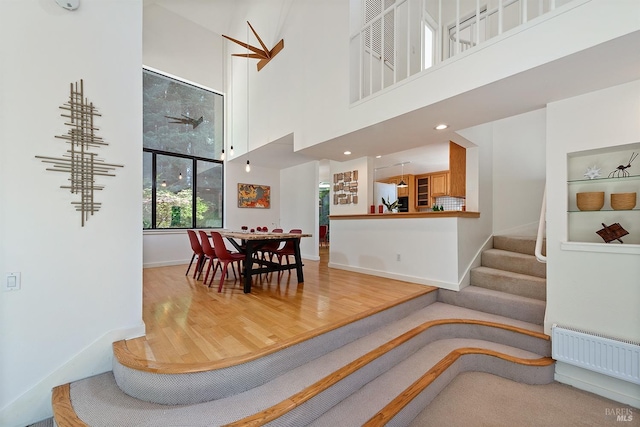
[567,175,640,184]
[561,241,640,255]
[568,209,639,213]
[567,143,639,245]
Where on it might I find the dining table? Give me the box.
[218,230,312,293]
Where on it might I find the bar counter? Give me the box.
[328,210,483,291]
[330,211,480,220]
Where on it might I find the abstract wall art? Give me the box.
[238,183,271,208]
[36,80,123,226]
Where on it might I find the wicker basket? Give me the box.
[576,192,604,211]
[611,192,637,210]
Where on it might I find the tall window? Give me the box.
[143,68,224,229]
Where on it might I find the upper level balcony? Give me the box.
[294,0,639,161]
[350,0,576,103]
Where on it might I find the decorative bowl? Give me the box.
[611,192,636,210]
[576,192,604,211]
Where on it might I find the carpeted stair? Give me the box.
[51,291,552,426]
[438,235,547,325]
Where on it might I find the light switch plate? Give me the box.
[4,272,21,291]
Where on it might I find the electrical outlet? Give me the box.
[4,272,21,291]
[396,254,401,262]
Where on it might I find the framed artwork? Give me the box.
[238,183,271,208]
[333,170,359,205]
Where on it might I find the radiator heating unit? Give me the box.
[552,324,640,385]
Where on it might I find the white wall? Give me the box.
[492,109,546,235]
[280,162,320,261]
[143,4,224,92]
[545,80,640,407]
[224,0,640,157]
[0,2,144,426]
[329,157,372,216]
[226,162,282,234]
[329,217,461,288]
[456,109,546,237]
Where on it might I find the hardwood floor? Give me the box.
[122,247,435,369]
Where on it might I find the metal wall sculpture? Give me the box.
[36,80,123,226]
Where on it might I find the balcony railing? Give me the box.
[350,0,571,102]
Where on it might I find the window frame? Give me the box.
[143,148,224,230]
[142,67,225,230]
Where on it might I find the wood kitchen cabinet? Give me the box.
[415,172,448,209]
[415,174,430,208]
[380,174,413,197]
[449,141,466,197]
[430,172,449,196]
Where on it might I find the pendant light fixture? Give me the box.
[397,162,408,188]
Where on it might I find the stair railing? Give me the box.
[535,185,547,263]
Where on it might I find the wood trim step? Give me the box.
[363,348,554,426]
[113,288,437,374]
[53,318,549,427]
[223,319,550,427]
[52,384,89,427]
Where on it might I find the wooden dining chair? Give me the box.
[186,230,206,278]
[198,230,220,286]
[210,231,247,292]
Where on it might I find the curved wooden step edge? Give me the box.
[52,383,89,427]
[221,319,550,427]
[362,348,555,426]
[113,288,437,374]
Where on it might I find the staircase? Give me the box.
[48,236,550,426]
[439,235,546,325]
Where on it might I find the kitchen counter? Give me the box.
[330,211,479,220]
[328,210,483,291]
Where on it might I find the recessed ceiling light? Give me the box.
[344,151,351,155]
[435,124,448,130]
[376,155,382,158]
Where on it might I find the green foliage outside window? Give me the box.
[143,188,215,229]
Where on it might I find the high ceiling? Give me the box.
[144,1,640,179]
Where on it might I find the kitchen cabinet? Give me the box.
[380,174,414,203]
[449,141,466,197]
[416,175,430,208]
[382,176,409,197]
[413,141,467,210]
[430,172,449,196]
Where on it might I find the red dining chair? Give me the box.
[198,230,220,286]
[271,229,302,281]
[186,230,206,278]
[210,231,247,292]
[257,228,283,280]
[319,225,328,247]
[260,228,283,261]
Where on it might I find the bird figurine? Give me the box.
[165,114,203,129]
